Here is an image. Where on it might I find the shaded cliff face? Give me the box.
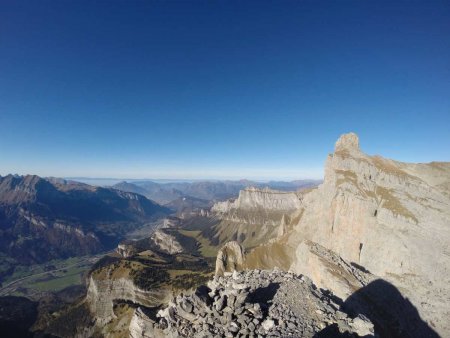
[238,133,450,336]
[0,175,170,267]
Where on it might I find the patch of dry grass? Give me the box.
[371,156,415,179]
[244,242,293,271]
[178,229,219,258]
[336,169,358,186]
[104,303,135,338]
[376,186,418,223]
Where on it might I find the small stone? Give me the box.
[248,322,256,331]
[223,306,233,313]
[180,300,193,313]
[215,295,226,312]
[228,294,236,307]
[234,306,244,315]
[261,318,275,331]
[234,293,247,307]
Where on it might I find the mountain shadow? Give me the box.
[314,279,439,338]
[245,282,280,317]
[0,296,38,338]
[313,323,359,338]
[346,279,439,338]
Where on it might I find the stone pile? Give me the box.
[147,269,374,337]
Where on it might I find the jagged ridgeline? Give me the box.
[19,133,450,337]
[0,176,170,270]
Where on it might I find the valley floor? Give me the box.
[0,252,109,299]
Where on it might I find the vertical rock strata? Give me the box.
[86,276,172,325]
[243,132,450,336]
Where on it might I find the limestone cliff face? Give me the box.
[291,133,450,277]
[208,187,306,249]
[212,187,302,215]
[239,133,450,336]
[86,275,172,325]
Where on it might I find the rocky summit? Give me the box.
[130,269,375,338]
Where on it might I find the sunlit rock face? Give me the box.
[208,187,308,250]
[86,275,172,326]
[236,133,450,336]
[334,131,360,152]
[212,187,303,214]
[150,230,184,254]
[214,241,245,277]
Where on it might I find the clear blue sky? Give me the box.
[1,1,449,180]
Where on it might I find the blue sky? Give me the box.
[1,1,449,180]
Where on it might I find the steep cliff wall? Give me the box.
[241,133,450,336]
[291,133,450,277]
[212,187,303,213]
[86,275,172,325]
[208,187,306,249]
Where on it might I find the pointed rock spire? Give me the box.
[334,132,360,152]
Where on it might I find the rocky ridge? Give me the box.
[236,132,450,336]
[150,230,184,254]
[204,187,309,251]
[212,187,303,214]
[129,269,374,338]
[86,275,172,326]
[0,174,170,267]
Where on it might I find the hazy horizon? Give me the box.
[0,172,325,182]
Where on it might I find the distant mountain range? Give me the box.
[0,174,170,276]
[111,179,322,205]
[0,174,320,278]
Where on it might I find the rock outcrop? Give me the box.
[238,132,450,336]
[130,269,375,338]
[129,307,159,338]
[212,187,303,214]
[150,230,184,254]
[291,240,376,300]
[334,131,360,152]
[116,243,138,258]
[215,241,245,277]
[162,217,182,228]
[86,275,172,325]
[207,187,308,250]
